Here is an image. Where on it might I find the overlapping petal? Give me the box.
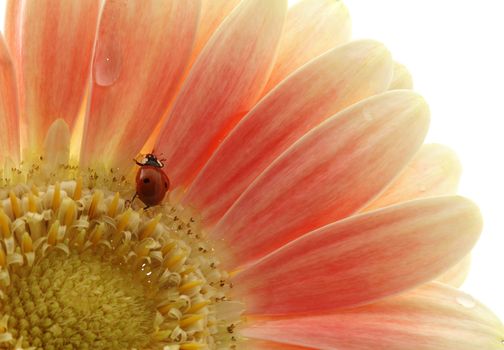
[193,0,242,60]
[81,0,201,168]
[5,0,100,151]
[155,0,287,188]
[364,143,461,211]
[43,119,71,170]
[437,255,472,288]
[263,0,352,93]
[242,282,504,350]
[0,34,19,163]
[246,340,311,350]
[185,40,393,225]
[233,196,482,315]
[389,61,414,89]
[213,90,430,267]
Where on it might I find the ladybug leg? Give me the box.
[143,205,150,211]
[134,159,143,166]
[126,193,138,208]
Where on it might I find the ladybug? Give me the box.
[131,153,170,209]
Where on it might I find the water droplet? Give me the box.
[456,295,476,309]
[94,41,122,86]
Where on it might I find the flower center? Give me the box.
[0,159,243,349]
[5,250,155,350]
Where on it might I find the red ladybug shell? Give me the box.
[135,165,170,206]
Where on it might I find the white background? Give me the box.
[1,0,503,318]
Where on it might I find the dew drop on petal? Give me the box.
[94,43,122,86]
[456,294,476,309]
[93,0,126,86]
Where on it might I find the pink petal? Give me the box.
[185,40,393,226]
[242,282,503,350]
[192,0,242,59]
[6,0,100,151]
[363,143,461,211]
[246,340,311,350]
[43,119,70,170]
[389,61,414,89]
[213,90,430,267]
[155,0,287,188]
[0,34,20,163]
[263,0,352,93]
[232,196,482,315]
[436,255,471,288]
[81,0,200,168]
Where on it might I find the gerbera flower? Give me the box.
[0,0,502,349]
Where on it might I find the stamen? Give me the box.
[107,192,120,217]
[0,210,11,238]
[51,182,61,210]
[73,177,82,200]
[8,191,21,219]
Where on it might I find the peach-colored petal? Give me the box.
[263,0,352,93]
[81,0,201,168]
[185,40,393,226]
[43,119,70,170]
[437,254,472,288]
[363,143,461,211]
[242,282,503,350]
[245,340,311,350]
[213,91,430,267]
[0,34,19,163]
[232,196,482,315]
[193,0,242,59]
[6,0,100,151]
[389,61,414,89]
[155,0,287,188]
[4,1,20,48]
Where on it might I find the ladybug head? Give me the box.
[136,153,165,168]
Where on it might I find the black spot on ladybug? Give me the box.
[143,178,150,184]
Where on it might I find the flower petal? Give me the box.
[0,34,19,163]
[436,255,472,288]
[43,119,71,170]
[363,143,461,211]
[246,340,311,350]
[232,196,482,315]
[213,90,430,267]
[6,0,100,151]
[81,0,201,168]
[389,61,414,89]
[185,40,393,226]
[263,0,352,93]
[155,0,287,188]
[193,0,241,59]
[242,282,504,350]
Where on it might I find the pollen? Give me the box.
[0,160,243,349]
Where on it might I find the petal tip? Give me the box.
[453,195,484,234]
